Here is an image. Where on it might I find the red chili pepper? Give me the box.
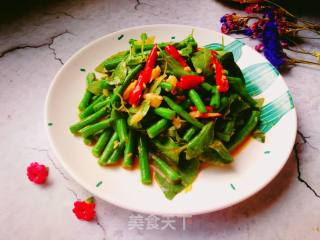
[189,106,222,118]
[176,75,205,90]
[190,105,213,112]
[211,55,229,92]
[128,44,158,106]
[210,50,218,56]
[164,45,188,67]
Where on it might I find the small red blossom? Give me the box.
[244,4,261,14]
[255,43,264,52]
[72,197,96,221]
[27,162,49,184]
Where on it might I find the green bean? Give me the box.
[217,95,228,112]
[188,89,207,113]
[147,119,170,139]
[163,96,204,128]
[79,91,93,112]
[210,85,220,108]
[133,42,169,52]
[93,98,110,112]
[92,129,113,157]
[78,73,96,111]
[83,136,94,146]
[160,82,173,91]
[180,98,192,110]
[227,111,260,151]
[79,95,105,119]
[183,127,197,142]
[215,132,231,142]
[228,76,257,108]
[106,142,125,165]
[79,118,114,138]
[110,64,143,103]
[153,107,176,120]
[123,129,136,168]
[151,154,181,183]
[70,107,108,134]
[116,118,128,143]
[104,56,127,70]
[138,136,151,185]
[200,82,213,92]
[99,132,119,165]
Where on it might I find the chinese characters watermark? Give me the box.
[128,213,192,231]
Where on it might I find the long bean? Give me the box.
[92,129,113,157]
[79,95,105,119]
[151,154,181,183]
[83,136,94,146]
[147,119,170,139]
[93,98,110,112]
[210,85,220,108]
[188,89,207,113]
[116,118,128,143]
[70,107,108,134]
[79,118,114,138]
[78,73,95,111]
[138,136,151,184]
[163,96,204,128]
[123,129,136,168]
[153,107,176,120]
[99,132,119,165]
[160,82,173,91]
[200,82,213,92]
[227,111,260,151]
[106,142,125,165]
[180,98,192,110]
[183,127,197,142]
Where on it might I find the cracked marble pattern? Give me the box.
[0,0,319,239]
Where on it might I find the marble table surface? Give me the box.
[1,0,319,239]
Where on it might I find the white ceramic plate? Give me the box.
[45,24,297,215]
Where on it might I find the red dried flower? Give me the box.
[72,197,96,221]
[27,162,49,184]
[245,4,261,14]
[255,43,264,52]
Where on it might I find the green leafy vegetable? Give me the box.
[107,61,128,85]
[186,122,215,160]
[191,48,213,76]
[155,158,199,200]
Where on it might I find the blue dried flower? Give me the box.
[244,26,253,36]
[262,11,285,69]
[220,16,227,23]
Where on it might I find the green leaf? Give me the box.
[191,48,213,76]
[173,34,198,50]
[128,100,151,128]
[186,122,215,160]
[199,140,233,164]
[107,61,128,85]
[154,137,182,164]
[155,158,199,200]
[162,52,196,77]
[87,79,111,95]
[95,50,129,73]
[140,33,148,42]
[219,52,245,82]
[180,44,194,57]
[126,54,146,66]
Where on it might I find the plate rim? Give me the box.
[45,24,297,216]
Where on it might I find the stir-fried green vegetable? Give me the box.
[69,33,263,200]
